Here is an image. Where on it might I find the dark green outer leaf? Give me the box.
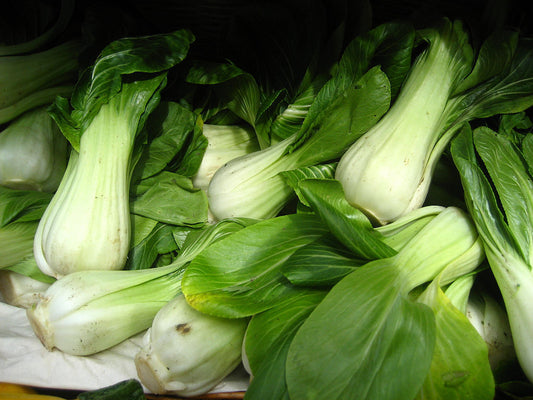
[133,101,201,180]
[0,186,52,227]
[335,21,414,99]
[286,261,435,400]
[186,61,246,85]
[75,30,195,121]
[244,290,326,400]
[297,179,396,259]
[181,213,329,318]
[450,125,521,260]
[78,379,145,400]
[289,66,391,164]
[289,21,413,150]
[186,62,261,129]
[282,234,365,287]
[125,222,178,270]
[454,30,519,95]
[448,37,533,129]
[130,171,208,227]
[473,127,533,262]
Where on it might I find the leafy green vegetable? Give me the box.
[336,20,533,225]
[26,217,254,355]
[335,18,473,224]
[189,21,415,220]
[181,213,330,317]
[243,290,327,400]
[78,379,145,400]
[33,30,195,278]
[451,123,533,382]
[285,206,483,400]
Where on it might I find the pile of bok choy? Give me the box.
[2,0,533,399]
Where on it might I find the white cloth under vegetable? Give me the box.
[0,301,249,393]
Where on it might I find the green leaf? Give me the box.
[473,127,533,261]
[450,125,519,259]
[133,101,203,180]
[126,222,178,270]
[186,61,260,128]
[244,290,326,400]
[448,37,533,128]
[280,162,337,206]
[282,234,365,287]
[181,213,329,318]
[0,186,52,227]
[50,30,195,150]
[416,281,495,400]
[289,66,391,159]
[130,171,208,227]
[333,20,414,99]
[178,217,259,263]
[5,256,55,284]
[454,30,519,94]
[286,261,435,400]
[297,178,396,259]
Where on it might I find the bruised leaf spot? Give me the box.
[176,323,191,334]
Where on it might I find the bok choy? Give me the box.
[336,18,533,224]
[189,21,415,220]
[27,217,254,355]
[285,206,485,400]
[135,294,248,396]
[33,30,195,278]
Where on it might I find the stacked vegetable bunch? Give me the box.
[2,0,533,399]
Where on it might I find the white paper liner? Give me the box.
[0,301,249,394]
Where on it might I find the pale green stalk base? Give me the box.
[135,294,247,396]
[34,101,134,277]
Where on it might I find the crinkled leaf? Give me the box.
[130,171,207,227]
[50,30,195,150]
[186,61,260,128]
[125,222,178,270]
[133,101,203,180]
